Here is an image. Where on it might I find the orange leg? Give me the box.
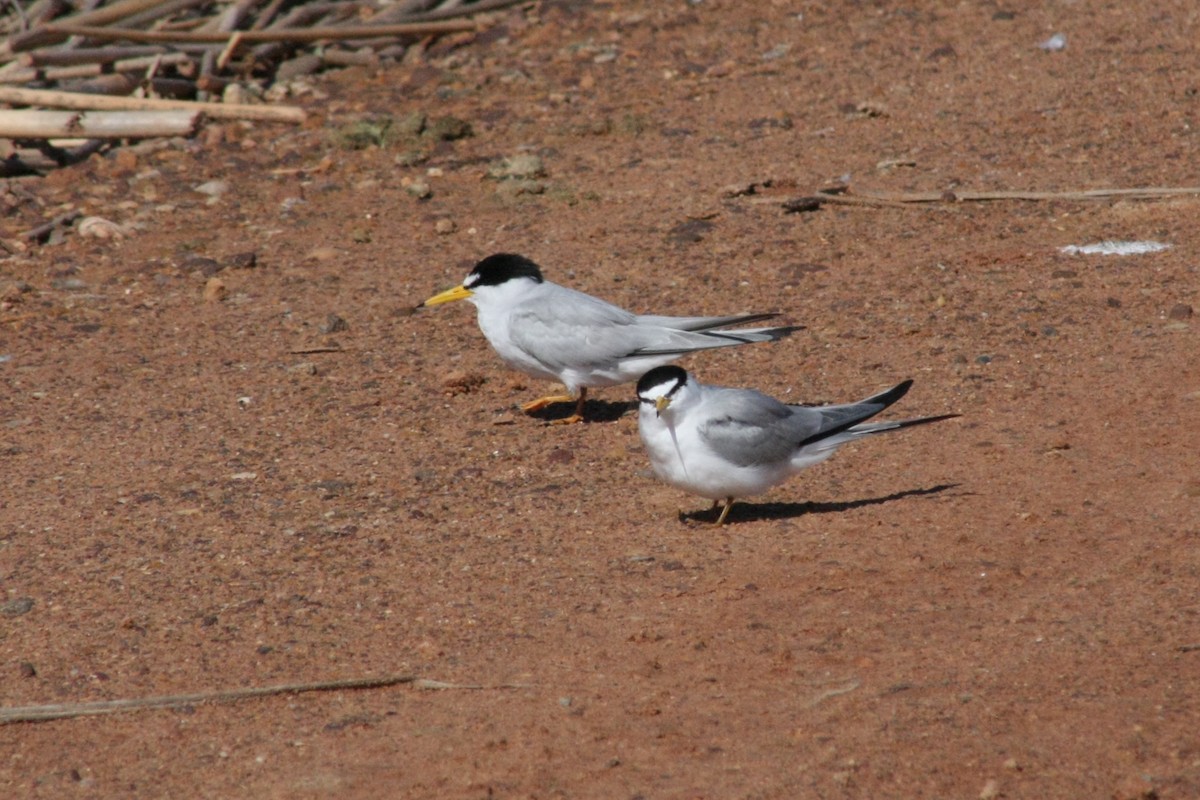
[520,388,587,424]
[713,497,736,526]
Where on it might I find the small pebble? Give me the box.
[404,181,432,199]
[182,255,223,278]
[319,313,349,334]
[489,154,545,180]
[307,247,339,262]
[441,371,486,396]
[435,219,457,235]
[979,778,1000,800]
[1168,303,1193,320]
[1038,33,1066,51]
[19,662,37,678]
[1,597,35,616]
[203,277,227,303]
[225,252,258,270]
[193,180,229,199]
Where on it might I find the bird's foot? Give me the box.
[549,414,585,426]
[520,394,574,413]
[714,498,736,526]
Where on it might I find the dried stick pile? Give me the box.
[0,0,521,169]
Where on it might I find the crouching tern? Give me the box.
[420,253,802,424]
[636,366,958,524]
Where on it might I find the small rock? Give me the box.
[288,362,318,376]
[488,154,545,180]
[1,597,34,616]
[1038,33,1067,52]
[194,180,229,199]
[424,116,473,141]
[979,778,1000,800]
[203,277,227,303]
[435,218,457,235]
[442,370,486,396]
[320,314,349,334]
[394,111,427,137]
[78,216,129,241]
[667,218,715,244]
[1168,303,1193,320]
[182,255,223,278]
[307,246,340,262]
[495,179,545,198]
[18,661,36,678]
[975,354,993,364]
[1106,297,1122,308]
[276,54,323,82]
[222,83,258,105]
[404,180,432,199]
[225,252,258,269]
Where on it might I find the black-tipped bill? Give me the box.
[637,365,688,416]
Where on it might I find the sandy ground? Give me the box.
[2,1,1199,797]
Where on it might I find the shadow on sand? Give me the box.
[679,483,965,525]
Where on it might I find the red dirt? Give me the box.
[2,1,1198,797]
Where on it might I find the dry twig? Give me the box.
[776,186,1200,210]
[1,673,523,724]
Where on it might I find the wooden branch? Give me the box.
[117,0,214,32]
[6,0,169,51]
[0,673,522,724]
[0,109,202,138]
[37,19,477,45]
[23,210,81,241]
[0,86,305,123]
[374,0,530,24]
[772,186,1200,210]
[0,52,193,84]
[19,45,175,67]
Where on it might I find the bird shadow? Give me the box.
[679,483,965,525]
[526,398,637,424]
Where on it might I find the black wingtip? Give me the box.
[864,379,914,409]
[891,412,961,430]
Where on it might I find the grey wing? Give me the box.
[507,287,647,371]
[698,388,824,467]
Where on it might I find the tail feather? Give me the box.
[632,324,803,356]
[636,312,783,332]
[849,413,962,438]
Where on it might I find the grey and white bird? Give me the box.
[421,253,801,423]
[636,366,957,524]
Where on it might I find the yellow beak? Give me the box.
[421,284,473,307]
[655,396,671,415]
